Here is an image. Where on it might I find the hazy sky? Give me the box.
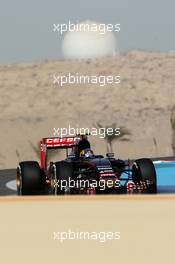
[0,0,174,64]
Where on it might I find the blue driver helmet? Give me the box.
[80,148,94,158]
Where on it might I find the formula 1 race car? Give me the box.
[16,135,157,195]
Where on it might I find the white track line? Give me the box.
[6,180,17,191]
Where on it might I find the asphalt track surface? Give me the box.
[0,169,16,195]
[0,156,175,196]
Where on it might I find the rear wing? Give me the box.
[43,136,81,148]
[40,136,81,169]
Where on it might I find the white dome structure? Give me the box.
[62,20,118,60]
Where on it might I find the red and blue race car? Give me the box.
[16,134,157,195]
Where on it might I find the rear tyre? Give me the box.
[54,161,73,195]
[17,161,43,195]
[132,158,157,193]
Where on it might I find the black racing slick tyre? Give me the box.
[17,161,43,195]
[53,161,73,195]
[132,158,157,194]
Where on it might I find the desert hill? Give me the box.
[0,51,175,169]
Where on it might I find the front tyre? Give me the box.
[132,158,157,194]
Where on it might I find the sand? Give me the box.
[0,196,175,264]
[0,51,175,169]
